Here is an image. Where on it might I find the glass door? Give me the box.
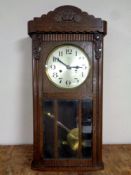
[43,98,93,159]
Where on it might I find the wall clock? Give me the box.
[28,5,107,172]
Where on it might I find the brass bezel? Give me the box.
[45,44,91,90]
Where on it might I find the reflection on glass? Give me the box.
[82,99,92,158]
[43,98,93,159]
[43,100,54,158]
[58,100,77,158]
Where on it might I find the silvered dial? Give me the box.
[45,45,90,89]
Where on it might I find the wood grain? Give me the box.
[0,145,131,175]
[28,5,107,171]
[31,34,104,170]
[28,6,107,35]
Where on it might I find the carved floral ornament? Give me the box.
[54,9,81,22]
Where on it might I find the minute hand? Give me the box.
[54,57,71,69]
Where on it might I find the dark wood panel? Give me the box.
[28,6,107,35]
[43,33,94,41]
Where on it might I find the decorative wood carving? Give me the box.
[94,33,103,60]
[32,34,42,60]
[28,5,107,35]
[54,8,81,22]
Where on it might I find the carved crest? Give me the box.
[54,9,81,22]
[28,5,107,35]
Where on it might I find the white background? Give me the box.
[0,0,131,144]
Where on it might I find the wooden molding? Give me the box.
[28,5,107,35]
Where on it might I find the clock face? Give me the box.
[45,44,90,89]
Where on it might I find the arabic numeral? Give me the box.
[75,51,77,56]
[66,49,72,54]
[53,57,57,62]
[79,56,85,59]
[75,69,77,73]
[59,78,63,83]
[74,78,79,83]
[50,65,56,70]
[59,51,63,56]
[66,80,71,85]
[82,64,87,69]
[52,72,58,78]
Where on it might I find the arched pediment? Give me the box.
[28,5,107,35]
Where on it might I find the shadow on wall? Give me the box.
[16,37,33,144]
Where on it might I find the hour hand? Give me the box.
[70,66,83,69]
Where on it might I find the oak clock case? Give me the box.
[28,5,107,172]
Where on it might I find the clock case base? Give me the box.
[31,160,104,172]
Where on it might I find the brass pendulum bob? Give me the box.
[45,112,85,152]
[67,128,79,151]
